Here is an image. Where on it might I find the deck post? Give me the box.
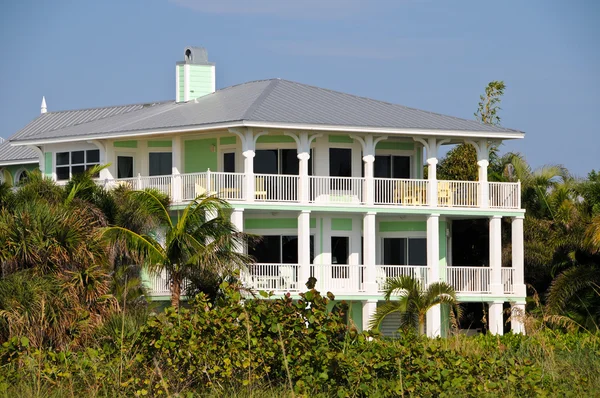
[489,215,503,295]
[511,215,526,297]
[426,213,441,337]
[488,301,504,335]
[298,210,312,286]
[171,136,182,202]
[362,212,378,294]
[362,299,378,332]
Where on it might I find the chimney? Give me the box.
[41,96,47,114]
[176,46,215,103]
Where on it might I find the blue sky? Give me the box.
[0,0,598,177]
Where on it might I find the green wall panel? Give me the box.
[328,135,353,143]
[310,218,316,229]
[184,138,217,172]
[379,221,426,232]
[148,140,172,148]
[44,152,52,176]
[376,141,414,150]
[256,135,295,144]
[220,136,237,145]
[351,301,363,331]
[114,140,138,148]
[332,218,353,231]
[244,218,298,230]
[188,64,214,99]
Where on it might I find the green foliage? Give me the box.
[437,143,479,181]
[475,80,506,126]
[0,285,599,397]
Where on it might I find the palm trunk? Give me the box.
[419,314,425,336]
[171,274,181,310]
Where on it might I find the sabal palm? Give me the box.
[102,191,251,308]
[369,276,461,336]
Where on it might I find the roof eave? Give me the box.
[10,119,525,146]
[0,159,39,166]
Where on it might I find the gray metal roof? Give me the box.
[0,140,38,164]
[9,79,523,145]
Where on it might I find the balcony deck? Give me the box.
[146,265,516,298]
[98,171,521,210]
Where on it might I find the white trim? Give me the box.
[175,65,180,102]
[10,121,525,147]
[13,167,29,184]
[0,160,39,166]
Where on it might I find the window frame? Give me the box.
[55,149,101,181]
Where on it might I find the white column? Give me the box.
[489,215,503,295]
[298,210,312,286]
[488,301,504,335]
[243,150,255,202]
[362,212,377,294]
[362,299,378,332]
[476,139,489,208]
[363,155,375,205]
[426,137,438,207]
[510,301,526,334]
[512,215,526,296]
[298,152,310,204]
[172,136,183,202]
[230,208,244,253]
[426,213,441,337]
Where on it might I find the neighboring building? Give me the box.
[4,46,526,337]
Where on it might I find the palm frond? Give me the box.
[369,301,403,330]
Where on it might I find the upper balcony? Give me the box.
[97,171,521,210]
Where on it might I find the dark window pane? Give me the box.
[117,156,134,178]
[249,235,281,263]
[16,171,28,183]
[280,149,299,175]
[56,152,69,166]
[392,156,411,179]
[71,151,84,164]
[331,236,349,264]
[254,150,278,174]
[282,236,298,263]
[308,149,313,176]
[223,152,235,173]
[86,149,100,163]
[329,148,351,177]
[149,152,172,176]
[310,235,315,264]
[56,166,70,180]
[374,155,391,178]
[383,238,407,265]
[408,238,427,266]
[71,165,85,176]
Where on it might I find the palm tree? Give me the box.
[102,191,252,309]
[369,276,461,336]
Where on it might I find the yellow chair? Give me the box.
[437,181,453,207]
[255,176,268,200]
[402,185,426,206]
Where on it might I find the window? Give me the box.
[329,148,351,177]
[331,236,350,278]
[117,156,134,178]
[55,149,100,181]
[254,149,309,175]
[15,169,29,184]
[249,235,314,264]
[149,152,172,176]
[383,238,426,265]
[223,152,235,173]
[374,155,411,178]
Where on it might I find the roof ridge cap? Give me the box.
[241,79,281,120]
[42,100,172,114]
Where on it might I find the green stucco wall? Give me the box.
[331,218,353,231]
[256,135,295,144]
[188,64,214,99]
[376,141,414,151]
[1,163,38,186]
[184,138,217,173]
[148,140,172,148]
[220,136,236,145]
[351,301,363,330]
[379,221,426,232]
[177,65,185,102]
[44,152,52,177]
[245,218,298,230]
[114,140,138,148]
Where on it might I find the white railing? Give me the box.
[146,271,191,297]
[438,181,480,207]
[447,266,491,294]
[242,263,301,292]
[501,267,515,294]
[255,174,299,202]
[375,265,428,291]
[180,171,245,201]
[310,176,364,204]
[374,178,429,206]
[310,264,365,293]
[489,182,521,209]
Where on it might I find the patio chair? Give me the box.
[437,181,453,207]
[255,176,268,200]
[279,265,297,290]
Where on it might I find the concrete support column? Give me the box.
[512,215,526,296]
[511,301,526,334]
[363,155,375,205]
[363,212,378,294]
[171,136,183,202]
[489,215,503,295]
[230,208,244,253]
[478,159,489,208]
[298,152,310,204]
[426,137,438,207]
[426,213,441,337]
[243,150,255,202]
[298,210,312,285]
[488,301,504,335]
[362,299,378,332]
